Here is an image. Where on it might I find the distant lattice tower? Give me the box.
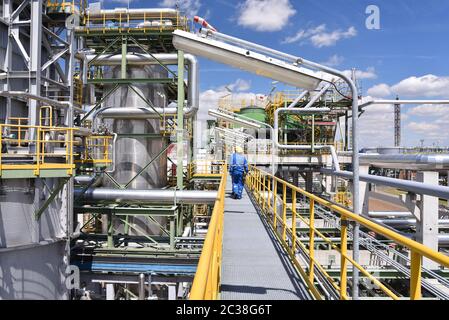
[394,96,401,147]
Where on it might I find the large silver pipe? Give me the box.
[373,219,449,227]
[368,211,413,218]
[321,168,449,199]
[360,153,449,170]
[85,53,198,118]
[75,188,218,204]
[359,100,449,110]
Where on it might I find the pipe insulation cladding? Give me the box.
[172,30,333,91]
[75,188,218,204]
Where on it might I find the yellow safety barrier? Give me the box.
[190,163,227,300]
[46,0,87,15]
[0,124,75,176]
[82,10,189,34]
[78,135,113,166]
[246,165,449,300]
[188,160,226,179]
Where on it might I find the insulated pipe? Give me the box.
[84,53,199,118]
[304,83,332,109]
[359,100,449,111]
[75,188,218,204]
[368,211,413,218]
[372,218,449,227]
[360,153,449,170]
[321,168,449,199]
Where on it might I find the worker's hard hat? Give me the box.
[235,146,244,153]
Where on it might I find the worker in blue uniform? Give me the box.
[229,146,248,199]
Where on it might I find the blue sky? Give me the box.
[102,0,449,148]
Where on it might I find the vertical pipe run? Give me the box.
[121,36,127,79]
[177,50,185,190]
[107,213,114,248]
[350,68,360,300]
[139,273,145,300]
[311,115,315,153]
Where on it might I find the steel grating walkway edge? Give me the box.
[220,176,312,300]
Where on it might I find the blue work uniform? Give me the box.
[229,153,249,199]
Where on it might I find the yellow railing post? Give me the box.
[340,217,348,300]
[267,176,272,212]
[262,174,266,211]
[410,251,422,300]
[282,183,287,240]
[292,190,297,252]
[273,180,277,229]
[309,198,315,284]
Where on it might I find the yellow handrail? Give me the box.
[246,165,449,300]
[190,163,227,300]
[0,124,75,175]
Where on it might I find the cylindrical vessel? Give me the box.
[99,65,169,236]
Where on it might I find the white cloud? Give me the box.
[342,67,377,80]
[283,24,357,47]
[406,122,442,137]
[198,89,265,121]
[367,75,449,99]
[357,96,395,148]
[217,78,251,92]
[282,24,326,44]
[320,54,344,67]
[237,0,296,32]
[391,75,449,98]
[407,104,449,117]
[367,83,391,97]
[159,0,202,17]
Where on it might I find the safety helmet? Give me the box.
[235,146,244,153]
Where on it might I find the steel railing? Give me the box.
[246,165,449,300]
[189,163,227,300]
[0,124,75,176]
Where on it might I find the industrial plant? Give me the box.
[0,0,449,301]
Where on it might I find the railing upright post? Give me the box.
[262,174,266,211]
[273,179,277,229]
[267,176,272,212]
[292,190,297,252]
[282,183,287,240]
[410,251,422,300]
[340,217,348,300]
[309,199,315,283]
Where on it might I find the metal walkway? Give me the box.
[220,177,312,300]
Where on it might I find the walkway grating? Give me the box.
[220,176,312,300]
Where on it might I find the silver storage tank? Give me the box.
[100,65,169,236]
